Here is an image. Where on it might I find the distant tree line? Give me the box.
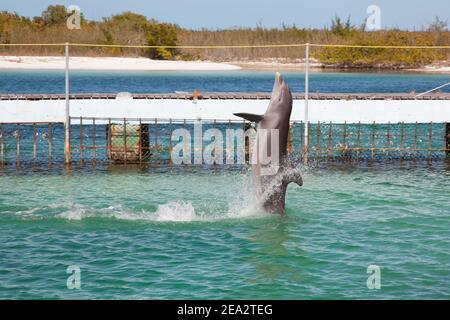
[0,5,448,68]
[0,6,179,59]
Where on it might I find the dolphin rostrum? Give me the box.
[234,72,303,214]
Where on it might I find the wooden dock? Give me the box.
[0,92,449,101]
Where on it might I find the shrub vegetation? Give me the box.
[0,6,448,68]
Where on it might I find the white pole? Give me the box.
[304,43,310,164]
[64,42,70,164]
[415,82,450,98]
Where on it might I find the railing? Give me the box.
[0,122,61,165]
[415,82,450,98]
[0,118,448,168]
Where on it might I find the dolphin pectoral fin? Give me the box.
[233,113,264,123]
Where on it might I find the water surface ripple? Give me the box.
[1,163,449,299]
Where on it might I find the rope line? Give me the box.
[0,43,449,49]
[309,43,450,49]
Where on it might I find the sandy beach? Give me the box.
[235,60,450,73]
[0,56,241,71]
[230,57,322,70]
[0,56,449,73]
[410,64,450,73]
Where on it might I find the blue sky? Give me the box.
[0,0,448,30]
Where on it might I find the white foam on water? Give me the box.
[56,204,87,220]
[10,197,263,222]
[50,198,268,223]
[152,201,197,222]
[55,203,148,221]
[11,173,273,223]
[156,200,269,222]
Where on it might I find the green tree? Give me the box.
[330,16,355,37]
[145,22,179,60]
[40,5,68,27]
[0,11,32,43]
[105,12,149,32]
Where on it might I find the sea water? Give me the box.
[0,70,449,94]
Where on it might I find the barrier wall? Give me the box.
[1,97,449,124]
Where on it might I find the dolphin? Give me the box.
[234,72,303,214]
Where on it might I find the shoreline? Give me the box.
[233,61,450,73]
[0,56,241,71]
[0,56,449,73]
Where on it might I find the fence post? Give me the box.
[299,121,303,161]
[327,122,332,160]
[356,122,361,160]
[79,117,83,162]
[64,42,71,164]
[16,125,20,165]
[315,121,320,160]
[446,122,450,158]
[49,123,53,162]
[213,119,217,164]
[427,122,433,161]
[386,122,390,160]
[92,118,96,162]
[303,43,310,165]
[413,122,418,160]
[139,118,142,164]
[0,124,3,165]
[371,122,375,160]
[287,123,292,156]
[399,122,404,160]
[123,118,127,165]
[227,120,232,165]
[154,118,158,162]
[33,123,37,162]
[169,119,173,165]
[107,118,112,162]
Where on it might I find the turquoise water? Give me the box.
[1,163,449,299]
[0,69,449,94]
[1,70,449,299]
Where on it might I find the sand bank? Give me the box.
[0,56,241,71]
[412,64,450,73]
[1,56,449,73]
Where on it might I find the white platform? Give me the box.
[0,98,449,123]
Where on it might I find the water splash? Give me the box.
[152,201,197,222]
[11,192,269,223]
[49,200,268,222]
[3,171,277,223]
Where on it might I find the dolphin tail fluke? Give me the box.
[282,167,303,187]
[233,113,263,123]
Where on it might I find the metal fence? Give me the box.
[0,118,449,167]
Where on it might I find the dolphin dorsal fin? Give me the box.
[233,113,263,123]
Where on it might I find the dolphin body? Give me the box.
[234,73,303,214]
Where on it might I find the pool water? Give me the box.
[1,162,449,299]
